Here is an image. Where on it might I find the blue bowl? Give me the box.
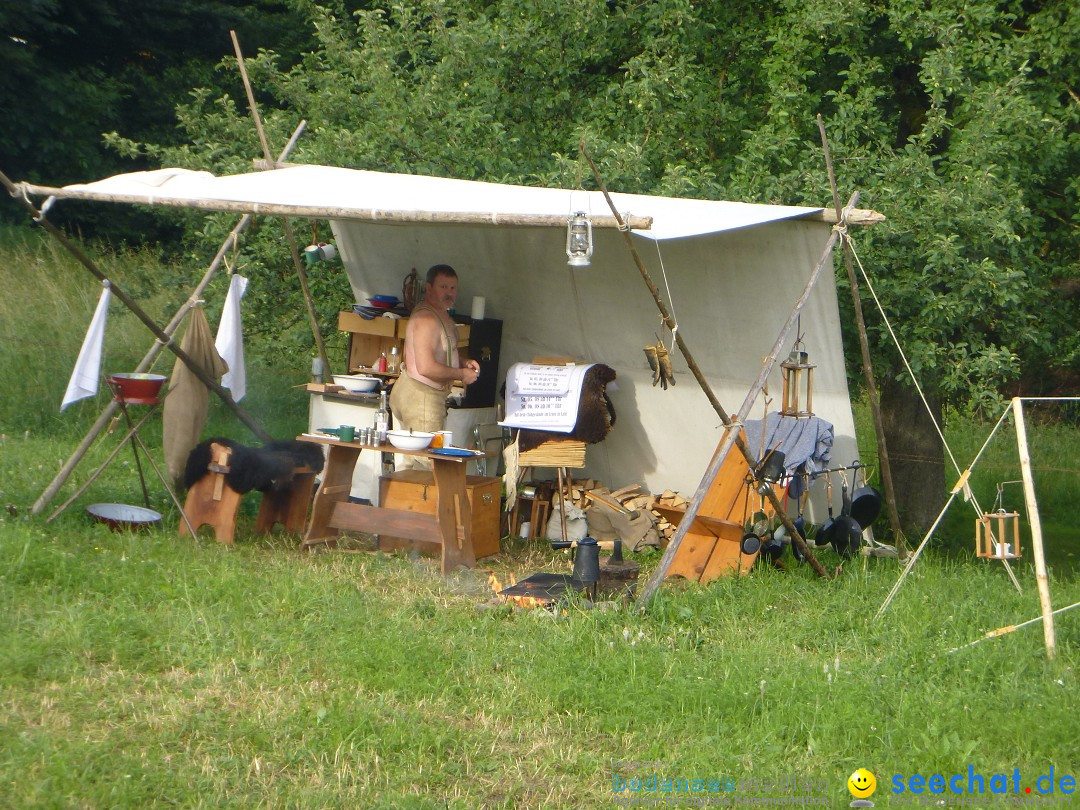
[369,295,400,304]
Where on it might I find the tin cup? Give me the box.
[338,425,356,442]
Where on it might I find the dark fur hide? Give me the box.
[184,438,325,493]
[518,364,617,452]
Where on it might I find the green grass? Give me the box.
[1,225,1078,808]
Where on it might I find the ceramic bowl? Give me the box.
[331,374,381,393]
[387,430,434,451]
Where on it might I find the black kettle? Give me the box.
[571,536,601,594]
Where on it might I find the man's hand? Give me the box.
[462,359,481,385]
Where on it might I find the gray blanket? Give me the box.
[743,412,834,473]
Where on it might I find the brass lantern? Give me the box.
[566,212,593,267]
[780,348,815,417]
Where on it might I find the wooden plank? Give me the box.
[664,531,718,581]
[329,501,443,545]
[700,519,758,582]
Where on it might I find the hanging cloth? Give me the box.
[163,306,229,488]
[61,282,111,410]
[215,274,249,402]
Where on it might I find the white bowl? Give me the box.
[387,430,434,451]
[331,374,381,393]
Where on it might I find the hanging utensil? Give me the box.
[849,461,883,529]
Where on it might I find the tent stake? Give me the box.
[26,121,307,515]
[230,31,333,380]
[579,143,849,591]
[816,115,906,553]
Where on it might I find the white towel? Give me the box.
[61,284,111,410]
[215,274,248,401]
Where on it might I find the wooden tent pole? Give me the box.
[230,31,334,380]
[579,143,847,590]
[27,122,306,515]
[816,116,906,553]
[1011,397,1056,661]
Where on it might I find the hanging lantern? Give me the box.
[566,212,593,267]
[780,349,816,417]
[976,510,1021,559]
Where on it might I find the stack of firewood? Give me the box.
[542,479,692,546]
[650,490,689,543]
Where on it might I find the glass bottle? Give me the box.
[388,345,399,373]
[374,390,390,444]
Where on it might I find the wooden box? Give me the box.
[378,469,501,558]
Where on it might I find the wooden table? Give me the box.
[298,435,478,573]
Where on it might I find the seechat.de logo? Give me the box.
[848,767,877,807]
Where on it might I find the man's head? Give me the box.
[424,264,459,311]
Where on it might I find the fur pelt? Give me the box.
[184,438,325,494]
[518,364,617,452]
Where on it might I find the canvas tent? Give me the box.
[23,165,860,509]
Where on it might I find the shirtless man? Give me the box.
[389,265,480,460]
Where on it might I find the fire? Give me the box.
[486,570,549,610]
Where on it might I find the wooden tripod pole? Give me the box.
[230,30,333,381]
[27,121,307,515]
[0,168,273,444]
[578,143,841,590]
[816,115,906,553]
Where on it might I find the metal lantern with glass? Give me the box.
[566,211,593,267]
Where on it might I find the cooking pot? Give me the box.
[849,463,883,528]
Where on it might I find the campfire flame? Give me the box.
[487,570,549,610]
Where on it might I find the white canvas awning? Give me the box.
[29,164,823,240]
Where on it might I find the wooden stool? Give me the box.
[180,442,315,544]
[511,480,553,541]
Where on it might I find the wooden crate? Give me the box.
[378,469,501,558]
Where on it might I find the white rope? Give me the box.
[844,235,963,475]
[653,240,679,352]
[875,401,1014,618]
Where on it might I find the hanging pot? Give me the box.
[849,463,883,528]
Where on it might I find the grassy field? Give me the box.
[1,227,1078,807]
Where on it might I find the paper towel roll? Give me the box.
[470,296,486,320]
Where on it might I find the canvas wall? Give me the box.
[332,217,857,519]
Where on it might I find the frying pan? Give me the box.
[817,475,836,547]
[830,484,863,558]
[849,462,883,528]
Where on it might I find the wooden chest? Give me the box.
[378,470,502,558]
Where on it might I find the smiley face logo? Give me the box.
[847,768,877,799]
